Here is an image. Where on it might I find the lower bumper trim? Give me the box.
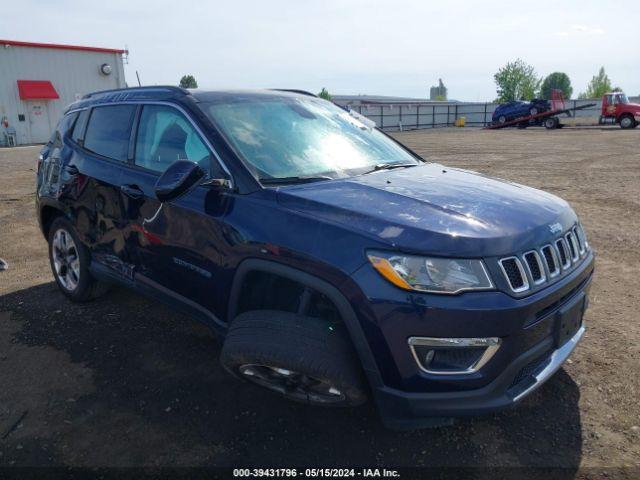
[511,325,584,402]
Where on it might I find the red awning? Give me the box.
[17,80,59,100]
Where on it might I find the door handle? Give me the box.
[64,164,79,175]
[120,184,144,199]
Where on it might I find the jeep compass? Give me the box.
[36,87,594,429]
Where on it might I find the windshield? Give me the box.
[203,95,419,181]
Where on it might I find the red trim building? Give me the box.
[0,39,127,145]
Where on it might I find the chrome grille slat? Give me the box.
[555,238,570,269]
[499,257,529,293]
[565,232,579,262]
[541,244,560,278]
[523,250,546,285]
[572,226,585,255]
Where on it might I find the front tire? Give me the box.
[48,217,109,302]
[620,114,636,129]
[221,310,368,407]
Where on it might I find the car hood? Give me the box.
[276,164,577,257]
[625,102,640,112]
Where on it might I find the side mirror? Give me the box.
[154,160,206,203]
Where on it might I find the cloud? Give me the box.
[569,24,605,35]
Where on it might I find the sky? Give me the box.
[2,0,639,101]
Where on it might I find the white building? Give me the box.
[0,39,127,145]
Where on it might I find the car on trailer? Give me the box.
[487,90,596,131]
[492,98,550,125]
[36,86,594,429]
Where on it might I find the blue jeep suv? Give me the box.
[492,98,551,124]
[36,87,594,429]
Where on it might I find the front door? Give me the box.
[28,101,52,143]
[122,103,230,318]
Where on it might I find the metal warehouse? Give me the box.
[0,39,127,146]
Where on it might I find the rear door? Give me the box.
[121,103,231,318]
[73,104,138,278]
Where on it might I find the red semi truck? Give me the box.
[599,92,640,129]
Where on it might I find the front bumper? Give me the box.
[346,252,594,429]
[375,324,584,429]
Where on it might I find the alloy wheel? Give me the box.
[238,364,345,404]
[52,228,80,291]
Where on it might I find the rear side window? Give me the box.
[84,105,136,161]
[49,112,78,145]
[72,109,89,143]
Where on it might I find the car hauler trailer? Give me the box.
[486,90,596,130]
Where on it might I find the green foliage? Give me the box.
[318,88,332,100]
[434,95,446,101]
[179,75,198,89]
[578,67,612,99]
[494,59,541,102]
[539,72,573,100]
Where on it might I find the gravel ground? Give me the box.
[0,128,638,477]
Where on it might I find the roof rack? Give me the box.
[270,89,317,98]
[83,85,190,99]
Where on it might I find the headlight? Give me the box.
[367,251,493,294]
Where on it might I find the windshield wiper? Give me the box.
[362,162,418,175]
[259,175,334,185]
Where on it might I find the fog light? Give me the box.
[408,337,500,375]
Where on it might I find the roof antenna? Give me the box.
[136,71,142,87]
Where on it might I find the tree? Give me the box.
[494,59,541,103]
[179,75,198,89]
[318,88,332,100]
[539,72,573,100]
[578,67,611,99]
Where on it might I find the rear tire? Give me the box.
[544,117,559,129]
[48,217,109,302]
[221,310,368,407]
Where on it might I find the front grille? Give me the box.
[498,224,589,294]
[499,257,528,292]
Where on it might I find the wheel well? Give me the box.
[40,206,64,239]
[227,259,384,389]
[234,270,342,324]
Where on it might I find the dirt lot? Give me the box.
[1,128,639,476]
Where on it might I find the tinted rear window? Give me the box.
[71,109,89,143]
[49,111,78,144]
[83,105,136,161]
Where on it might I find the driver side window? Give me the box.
[135,105,211,175]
